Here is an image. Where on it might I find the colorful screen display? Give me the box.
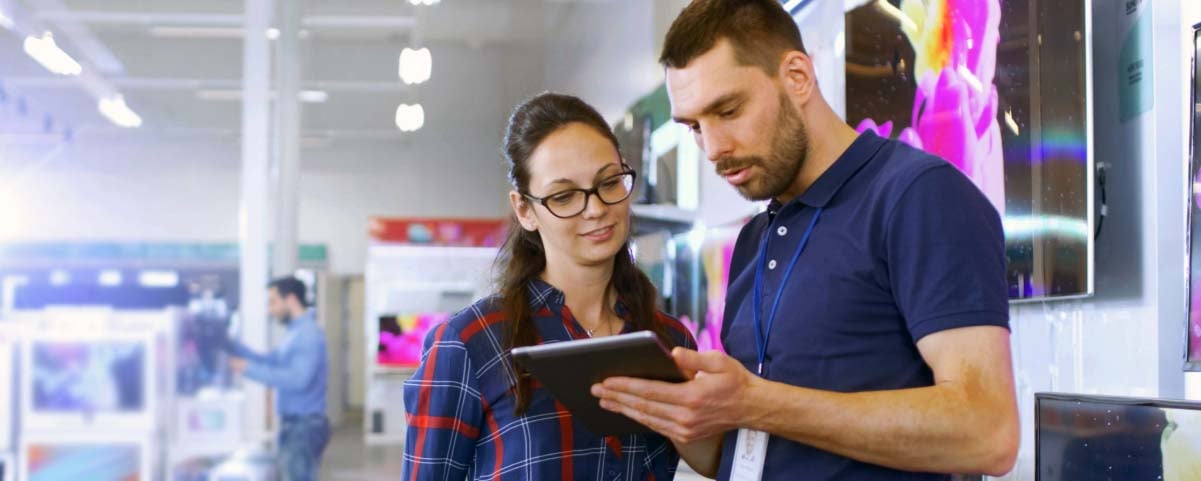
[1188,26,1201,367]
[846,0,1091,299]
[31,341,145,414]
[377,313,447,367]
[25,443,142,481]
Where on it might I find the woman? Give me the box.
[402,93,698,481]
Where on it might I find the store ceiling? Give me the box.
[0,0,576,148]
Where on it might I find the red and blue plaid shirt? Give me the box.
[402,279,697,481]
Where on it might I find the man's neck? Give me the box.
[774,112,861,205]
[287,308,309,324]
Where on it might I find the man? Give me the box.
[227,276,330,481]
[592,1,1020,480]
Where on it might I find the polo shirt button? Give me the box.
[777,226,788,236]
[768,259,778,270]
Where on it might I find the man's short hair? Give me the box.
[660,0,806,75]
[268,276,309,308]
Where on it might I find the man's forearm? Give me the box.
[225,338,272,364]
[745,378,1017,476]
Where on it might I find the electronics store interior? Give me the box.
[0,0,1200,480]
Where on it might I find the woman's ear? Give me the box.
[509,191,538,232]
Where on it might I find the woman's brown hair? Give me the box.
[498,92,668,415]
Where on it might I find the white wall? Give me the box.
[541,0,759,228]
[0,139,238,243]
[542,0,668,124]
[0,38,542,275]
[0,136,511,274]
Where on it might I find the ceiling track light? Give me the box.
[395,103,425,132]
[399,47,432,85]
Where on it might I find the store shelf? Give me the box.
[631,204,696,235]
[371,366,419,377]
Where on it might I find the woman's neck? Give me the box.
[541,260,616,333]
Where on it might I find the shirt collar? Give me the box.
[287,308,316,329]
[525,278,631,317]
[526,278,566,310]
[768,131,886,213]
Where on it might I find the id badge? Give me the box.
[729,428,770,481]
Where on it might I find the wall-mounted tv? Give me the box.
[1036,393,1201,480]
[845,0,1093,300]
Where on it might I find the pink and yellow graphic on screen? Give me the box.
[378,313,447,367]
[855,0,1006,215]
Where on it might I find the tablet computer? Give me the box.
[511,330,687,436]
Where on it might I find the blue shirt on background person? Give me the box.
[225,276,331,481]
[225,308,328,417]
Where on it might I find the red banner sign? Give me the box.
[368,217,509,247]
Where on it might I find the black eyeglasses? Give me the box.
[523,169,637,219]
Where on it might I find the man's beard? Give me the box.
[714,93,809,201]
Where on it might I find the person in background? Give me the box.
[226,276,329,481]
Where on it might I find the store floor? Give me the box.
[320,411,711,481]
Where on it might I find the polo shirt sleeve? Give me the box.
[884,164,1010,342]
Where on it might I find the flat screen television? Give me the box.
[845,0,1094,300]
[20,436,149,481]
[1186,23,1201,370]
[21,333,154,429]
[1036,393,1201,480]
[377,313,447,367]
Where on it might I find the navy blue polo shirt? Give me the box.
[716,132,1009,481]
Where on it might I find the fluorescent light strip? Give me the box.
[23,33,82,76]
[139,270,179,288]
[98,270,123,287]
[298,90,328,103]
[147,26,243,39]
[148,26,283,40]
[195,89,329,103]
[98,95,143,128]
[49,270,70,286]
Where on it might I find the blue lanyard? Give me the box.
[753,207,822,376]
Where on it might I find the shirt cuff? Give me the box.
[243,362,269,384]
[908,310,1010,343]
